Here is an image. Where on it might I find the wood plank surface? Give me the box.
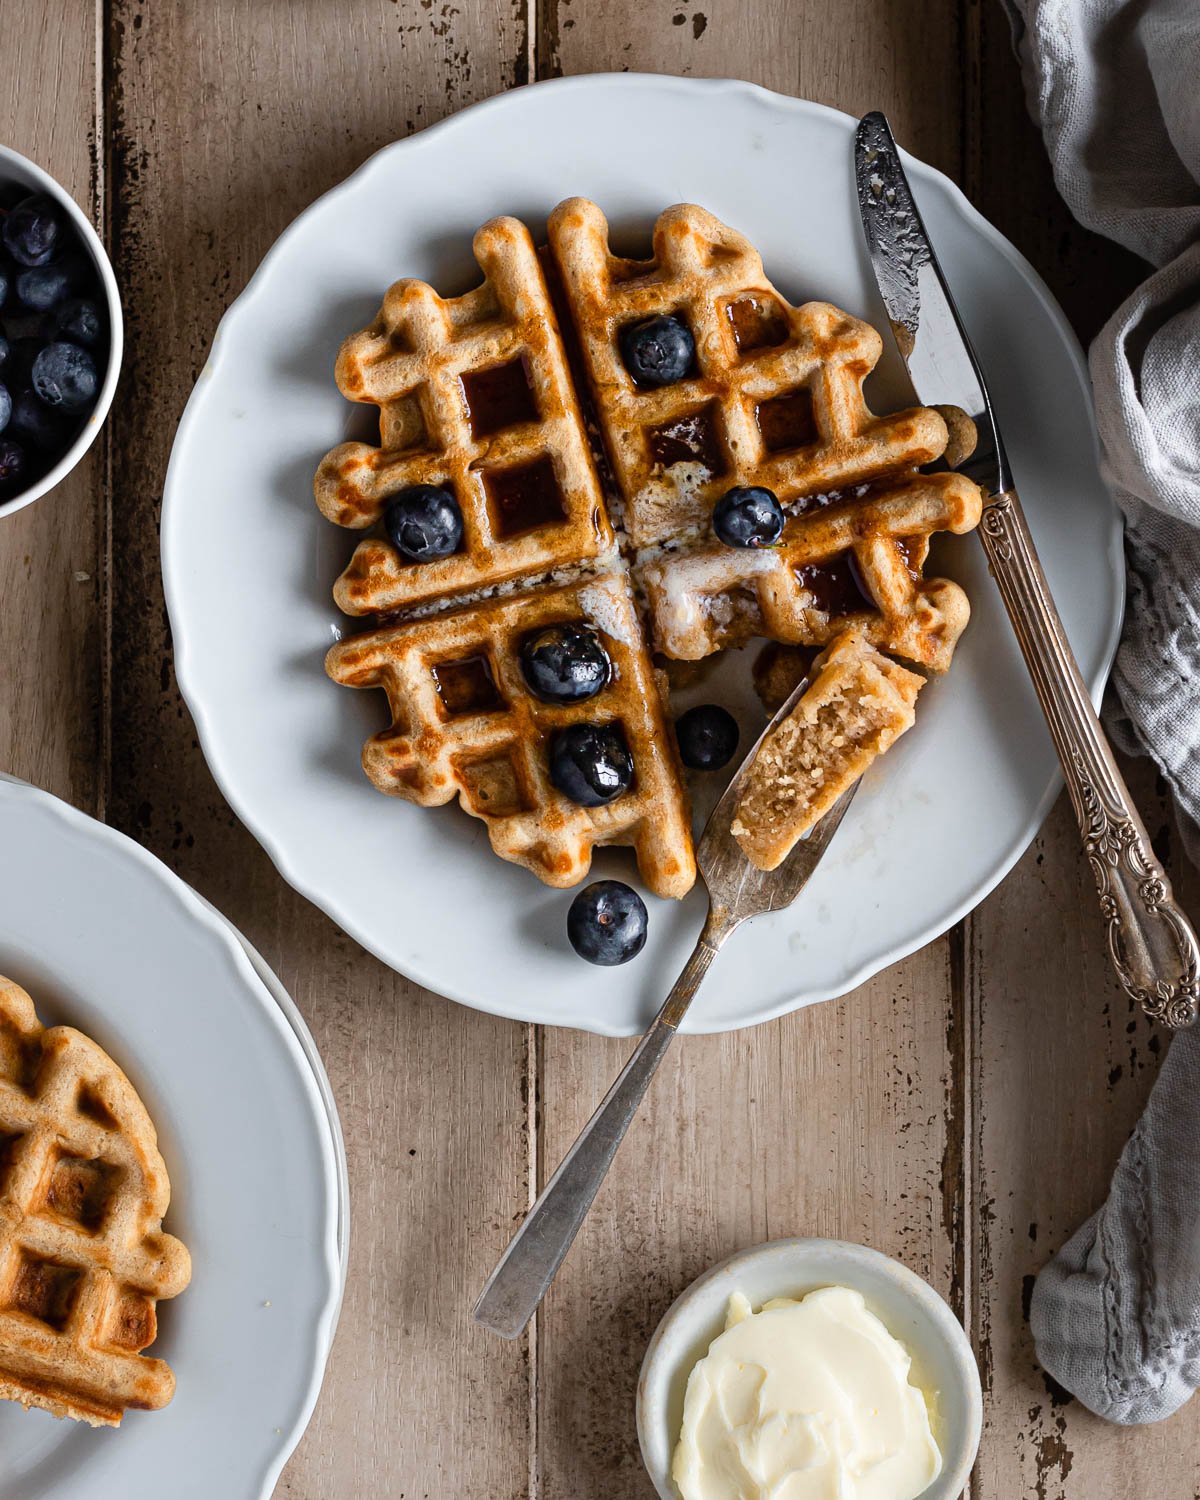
[102,5,533,1497]
[537,7,965,1496]
[964,7,1200,1492]
[0,2,103,810]
[0,2,1193,1498]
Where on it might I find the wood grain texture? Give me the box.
[964,9,1200,1491]
[968,769,1200,1499]
[102,4,532,1496]
[537,6,966,1496]
[1,1,1194,1497]
[0,2,103,809]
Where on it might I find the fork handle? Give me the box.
[980,488,1199,1027]
[472,927,724,1339]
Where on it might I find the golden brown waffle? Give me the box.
[315,214,614,616]
[547,197,955,548]
[640,471,982,668]
[0,977,190,1427]
[732,630,923,870]
[326,573,696,898]
[316,200,982,897]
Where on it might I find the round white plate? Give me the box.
[162,74,1123,1037]
[189,893,350,1292]
[0,778,343,1500]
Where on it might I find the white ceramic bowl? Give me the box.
[0,143,123,516]
[637,1238,982,1500]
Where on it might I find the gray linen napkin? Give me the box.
[1002,0,1200,1423]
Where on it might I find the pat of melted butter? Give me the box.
[671,1287,941,1500]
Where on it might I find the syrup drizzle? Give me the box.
[726,295,789,353]
[484,456,569,538]
[432,654,505,716]
[648,405,726,474]
[795,552,875,616]
[461,357,539,437]
[757,388,818,453]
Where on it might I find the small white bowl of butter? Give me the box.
[637,1238,982,1500]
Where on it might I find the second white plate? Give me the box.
[162,74,1123,1036]
[0,778,343,1500]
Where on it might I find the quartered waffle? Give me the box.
[317,198,983,896]
[640,470,982,667]
[732,629,923,870]
[547,197,954,548]
[326,573,696,898]
[315,214,613,616]
[0,977,190,1427]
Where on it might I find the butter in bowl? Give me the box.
[637,1238,982,1500]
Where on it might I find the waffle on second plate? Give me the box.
[0,977,191,1427]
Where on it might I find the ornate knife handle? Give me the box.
[980,489,1199,1028]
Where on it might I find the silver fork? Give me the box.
[472,676,856,1338]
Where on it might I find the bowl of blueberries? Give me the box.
[0,143,121,515]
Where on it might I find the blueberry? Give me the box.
[567,880,649,966]
[15,261,78,313]
[2,194,64,268]
[55,296,103,346]
[32,342,98,412]
[675,704,740,771]
[0,330,7,370]
[619,313,695,388]
[384,483,463,562]
[0,265,8,308]
[521,624,611,704]
[0,384,10,435]
[712,485,785,548]
[549,723,634,807]
[10,388,65,450]
[0,438,27,493]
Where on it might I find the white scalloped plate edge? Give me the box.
[0,773,344,1499]
[162,74,1123,1036]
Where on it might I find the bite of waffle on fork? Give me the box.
[732,628,924,872]
[0,977,190,1427]
[317,198,983,893]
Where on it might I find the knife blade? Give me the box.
[850,108,1200,1029]
[853,110,1009,495]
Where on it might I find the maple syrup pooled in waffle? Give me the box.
[547,198,982,669]
[0,977,190,1427]
[641,470,982,668]
[731,629,924,871]
[314,214,614,616]
[326,573,696,899]
[546,197,956,548]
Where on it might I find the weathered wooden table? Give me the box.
[4,3,1198,1495]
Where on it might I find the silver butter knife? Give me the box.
[854,110,1198,1028]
